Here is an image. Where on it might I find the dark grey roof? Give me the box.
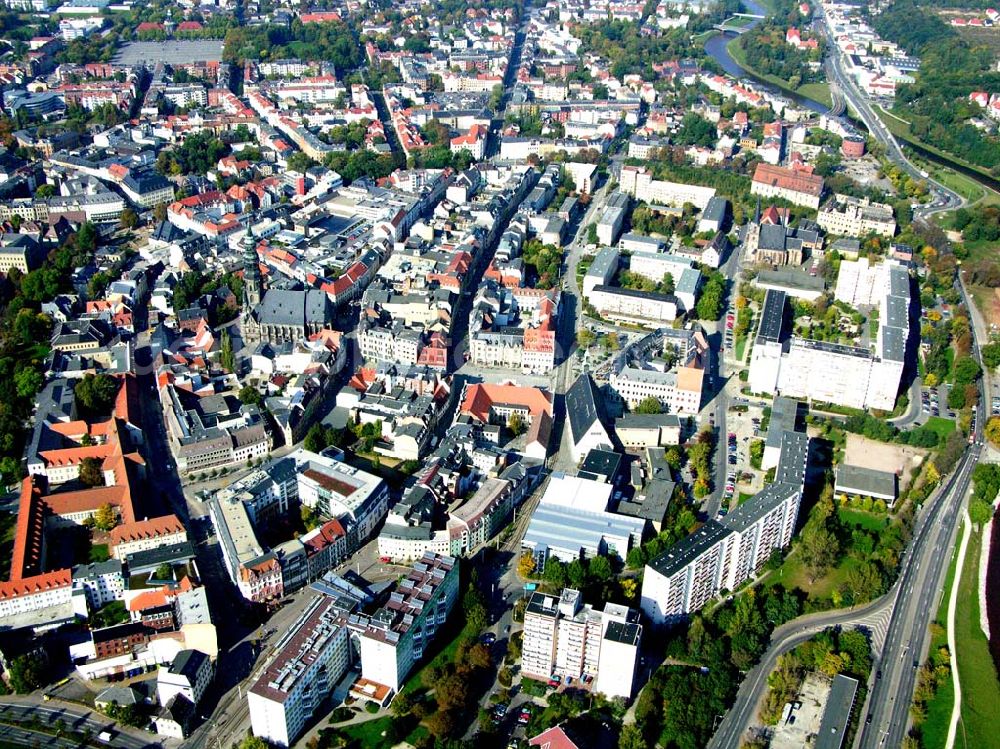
[757,268,825,293]
[125,541,196,573]
[765,397,799,451]
[169,649,208,679]
[604,619,641,646]
[123,171,172,195]
[648,520,730,578]
[835,464,897,499]
[526,590,560,618]
[578,449,622,484]
[616,412,682,429]
[566,373,603,445]
[773,431,809,486]
[815,674,859,749]
[257,288,329,327]
[701,196,728,224]
[756,289,787,344]
[758,223,791,252]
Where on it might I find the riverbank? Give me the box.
[874,104,1000,194]
[726,33,833,108]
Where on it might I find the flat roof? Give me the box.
[835,464,897,499]
[113,40,223,66]
[756,289,787,344]
[815,674,859,749]
[647,520,730,579]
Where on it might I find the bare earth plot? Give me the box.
[844,434,926,491]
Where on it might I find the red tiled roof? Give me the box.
[110,514,185,546]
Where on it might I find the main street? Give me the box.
[816,6,964,218]
[0,699,162,749]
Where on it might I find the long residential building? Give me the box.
[618,165,716,209]
[640,427,810,624]
[750,259,911,410]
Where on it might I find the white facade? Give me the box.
[521,589,641,699]
[248,598,353,748]
[618,166,716,209]
[589,286,678,326]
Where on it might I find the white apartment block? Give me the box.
[521,589,642,699]
[618,165,716,209]
[589,286,678,325]
[641,430,809,624]
[817,194,896,238]
[750,267,910,411]
[626,252,701,311]
[359,552,459,692]
[248,596,353,747]
[609,365,703,415]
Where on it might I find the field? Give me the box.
[920,539,961,749]
[953,24,1000,55]
[760,548,860,600]
[335,716,429,749]
[837,508,888,532]
[953,528,1000,749]
[843,434,926,490]
[728,37,833,108]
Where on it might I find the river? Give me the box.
[702,0,829,115]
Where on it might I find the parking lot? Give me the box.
[918,384,954,421]
[719,403,768,515]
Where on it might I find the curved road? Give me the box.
[817,6,965,218]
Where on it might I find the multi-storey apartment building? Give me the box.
[618,165,717,209]
[750,260,911,411]
[248,596,354,747]
[359,553,459,692]
[521,588,642,699]
[641,426,809,624]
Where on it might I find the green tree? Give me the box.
[219,329,235,373]
[8,654,46,693]
[238,385,262,405]
[969,499,993,530]
[79,457,104,487]
[93,502,117,531]
[799,525,839,583]
[508,412,526,436]
[74,373,119,415]
[634,396,663,415]
[589,554,613,582]
[119,208,139,229]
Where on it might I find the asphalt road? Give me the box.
[817,7,964,218]
[0,700,160,749]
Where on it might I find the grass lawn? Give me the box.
[923,417,957,442]
[336,716,428,749]
[728,38,833,108]
[738,492,754,506]
[920,542,961,749]
[954,528,1000,749]
[735,335,748,362]
[89,543,110,563]
[762,550,860,600]
[837,508,889,532]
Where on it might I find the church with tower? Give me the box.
[241,230,332,345]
